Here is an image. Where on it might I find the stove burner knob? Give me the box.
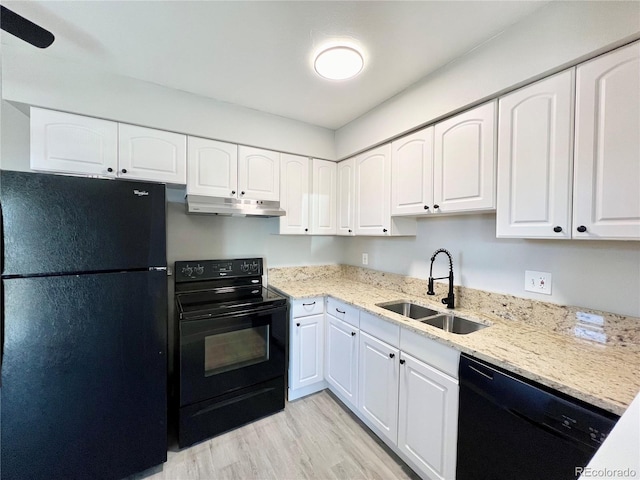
[194,265,204,275]
[182,266,193,277]
[240,263,249,272]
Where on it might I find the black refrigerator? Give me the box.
[0,171,168,480]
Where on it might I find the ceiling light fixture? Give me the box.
[314,45,364,81]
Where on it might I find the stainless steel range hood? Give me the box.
[186,195,286,217]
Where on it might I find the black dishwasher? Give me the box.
[457,354,619,480]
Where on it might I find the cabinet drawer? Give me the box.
[292,297,324,317]
[360,311,400,348]
[400,328,460,379]
[326,297,359,327]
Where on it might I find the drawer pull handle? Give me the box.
[302,301,316,306]
[336,308,346,314]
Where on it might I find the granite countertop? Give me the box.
[269,270,640,416]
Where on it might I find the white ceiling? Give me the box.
[2,1,549,130]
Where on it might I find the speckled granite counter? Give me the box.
[268,265,640,416]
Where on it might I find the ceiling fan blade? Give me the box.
[1,5,54,48]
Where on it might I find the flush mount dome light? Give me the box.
[314,45,364,80]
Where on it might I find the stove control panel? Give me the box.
[175,258,263,282]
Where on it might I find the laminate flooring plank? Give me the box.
[137,391,419,480]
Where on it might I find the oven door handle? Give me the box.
[180,304,286,338]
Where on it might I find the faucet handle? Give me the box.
[427,277,435,295]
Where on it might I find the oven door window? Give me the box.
[204,325,269,376]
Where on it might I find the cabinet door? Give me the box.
[496,70,575,239]
[573,41,640,240]
[355,144,391,235]
[279,154,310,235]
[325,315,358,408]
[187,137,238,198]
[118,124,187,184]
[290,314,324,391]
[30,107,118,177]
[238,146,280,201]
[434,102,496,213]
[391,127,434,215]
[358,331,399,444]
[337,158,356,236]
[398,353,459,480]
[310,159,337,235]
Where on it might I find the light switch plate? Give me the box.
[525,270,552,295]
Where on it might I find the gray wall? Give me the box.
[342,215,640,317]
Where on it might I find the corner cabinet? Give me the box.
[118,124,187,184]
[573,41,640,240]
[279,156,336,235]
[391,127,435,216]
[354,145,417,236]
[433,102,496,214]
[187,137,238,197]
[337,158,356,236]
[496,70,575,239]
[238,146,280,201]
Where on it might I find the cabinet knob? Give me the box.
[433,204,440,209]
[424,205,429,210]
[389,353,395,359]
[383,228,388,233]
[348,229,352,233]
[240,191,245,196]
[107,167,113,173]
[231,190,236,195]
[351,332,356,336]
[296,322,300,327]
[304,228,308,232]
[121,169,127,174]
[577,225,587,233]
[400,359,405,365]
[553,226,563,233]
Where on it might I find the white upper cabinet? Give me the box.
[31,107,118,177]
[496,70,575,239]
[310,159,337,235]
[573,41,640,240]
[186,137,238,197]
[279,154,310,235]
[355,145,391,235]
[118,123,187,184]
[337,158,356,236]
[391,126,434,215]
[434,101,497,213]
[238,146,280,202]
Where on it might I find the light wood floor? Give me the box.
[139,391,420,480]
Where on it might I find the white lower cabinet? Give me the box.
[289,297,326,400]
[358,331,400,445]
[325,314,359,408]
[398,352,459,480]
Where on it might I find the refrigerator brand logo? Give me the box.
[133,190,149,197]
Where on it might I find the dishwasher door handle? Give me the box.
[468,364,494,380]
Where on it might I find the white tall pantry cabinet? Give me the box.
[573,41,640,239]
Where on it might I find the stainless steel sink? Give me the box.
[420,314,488,335]
[376,301,439,319]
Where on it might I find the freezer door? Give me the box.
[0,270,168,480]
[0,170,166,276]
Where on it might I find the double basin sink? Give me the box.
[376,300,488,335]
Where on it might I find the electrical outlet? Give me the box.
[524,270,552,295]
[362,253,368,265]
